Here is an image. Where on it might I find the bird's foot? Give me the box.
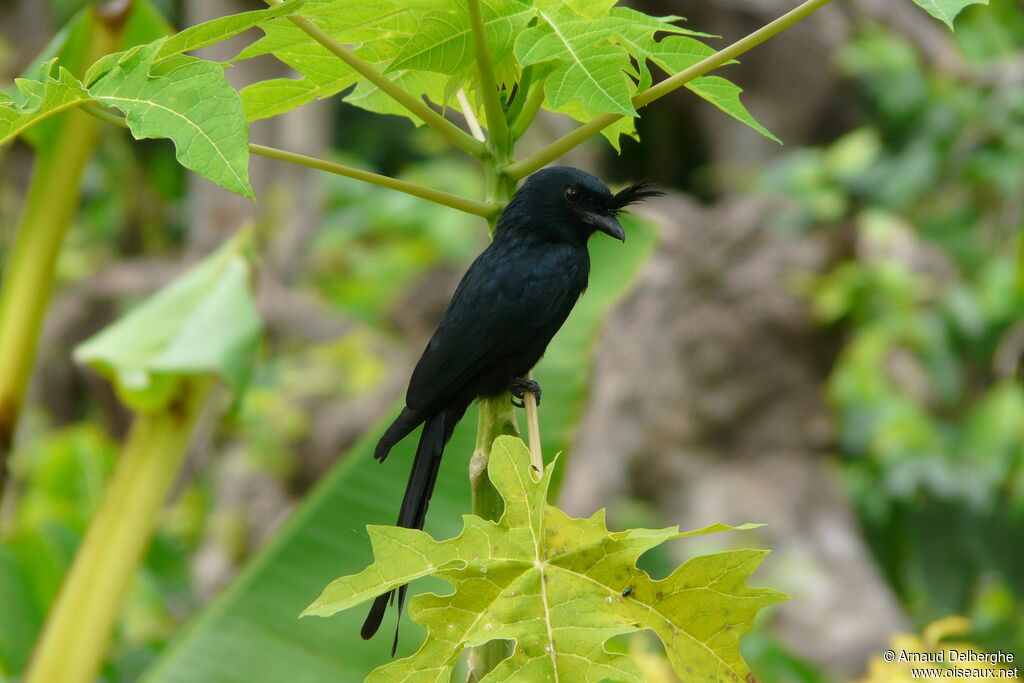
[509,378,542,408]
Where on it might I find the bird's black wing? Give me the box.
[406,243,582,412]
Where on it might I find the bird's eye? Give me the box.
[564,186,581,203]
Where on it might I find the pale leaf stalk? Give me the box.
[457,88,487,142]
[262,0,487,158]
[23,379,213,683]
[504,0,837,179]
[523,376,543,479]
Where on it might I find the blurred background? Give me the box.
[1,0,1023,681]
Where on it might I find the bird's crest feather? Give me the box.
[604,181,663,214]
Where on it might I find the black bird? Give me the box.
[361,166,661,652]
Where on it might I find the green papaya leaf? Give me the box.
[86,41,253,197]
[236,0,774,142]
[74,233,261,413]
[306,436,785,682]
[514,3,776,145]
[3,0,174,150]
[909,0,988,29]
[0,60,92,148]
[387,0,535,78]
[235,0,426,121]
[515,3,643,117]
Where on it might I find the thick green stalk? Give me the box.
[0,9,125,495]
[469,396,518,526]
[467,397,517,681]
[504,0,837,180]
[23,380,212,683]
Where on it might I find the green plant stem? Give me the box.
[504,0,837,180]
[0,9,124,497]
[249,144,498,217]
[469,397,517,525]
[467,0,510,154]
[23,380,212,683]
[263,0,487,159]
[467,396,517,681]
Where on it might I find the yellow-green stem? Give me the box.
[467,396,517,680]
[0,9,124,495]
[23,380,212,683]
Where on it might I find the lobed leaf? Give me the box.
[305,436,785,682]
[236,0,429,122]
[388,0,535,78]
[515,4,777,145]
[0,60,92,148]
[74,233,261,413]
[3,1,171,151]
[2,3,296,192]
[515,3,640,116]
[233,0,775,142]
[87,42,254,197]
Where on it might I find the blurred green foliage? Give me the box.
[762,0,1024,658]
[311,154,486,323]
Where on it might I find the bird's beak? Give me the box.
[581,210,626,242]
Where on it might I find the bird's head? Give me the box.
[498,166,662,243]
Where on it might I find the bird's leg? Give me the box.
[509,377,542,408]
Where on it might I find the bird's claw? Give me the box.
[509,378,542,408]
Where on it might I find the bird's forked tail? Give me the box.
[360,407,455,653]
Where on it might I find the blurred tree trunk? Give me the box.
[559,194,906,676]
